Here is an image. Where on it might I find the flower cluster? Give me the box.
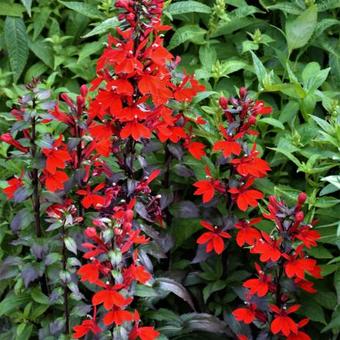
[70,0,204,338]
[194,88,271,254]
[233,193,321,339]
[1,0,204,338]
[191,89,321,339]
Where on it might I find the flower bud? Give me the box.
[239,87,247,98]
[80,84,88,97]
[269,195,277,206]
[295,211,304,223]
[298,192,307,205]
[77,95,85,108]
[248,115,256,125]
[60,93,74,107]
[219,96,228,109]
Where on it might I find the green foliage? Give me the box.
[0,0,116,107]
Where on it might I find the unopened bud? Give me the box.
[248,115,256,125]
[239,87,248,98]
[295,211,304,223]
[77,95,85,108]
[80,84,88,97]
[298,192,307,205]
[219,96,228,109]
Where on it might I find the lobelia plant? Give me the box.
[56,0,204,338]
[191,88,322,339]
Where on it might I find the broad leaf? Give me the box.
[4,17,29,82]
[286,5,317,52]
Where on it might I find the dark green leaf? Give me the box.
[168,1,211,15]
[286,5,317,52]
[4,17,29,82]
[59,1,103,19]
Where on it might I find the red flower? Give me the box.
[237,335,249,340]
[287,319,311,340]
[44,170,68,192]
[229,178,263,211]
[243,263,271,297]
[77,263,100,284]
[73,319,101,339]
[3,177,23,200]
[138,74,172,105]
[144,36,173,65]
[293,225,320,249]
[235,218,261,246]
[213,140,241,157]
[186,141,206,160]
[284,257,321,280]
[212,128,243,158]
[231,145,270,178]
[197,220,231,254]
[252,100,272,116]
[120,121,152,140]
[233,305,256,324]
[92,288,132,310]
[294,278,316,293]
[128,264,152,284]
[0,132,28,153]
[103,309,136,326]
[42,138,71,174]
[270,304,300,336]
[173,76,205,102]
[251,232,281,263]
[129,326,160,340]
[193,166,224,203]
[77,183,106,209]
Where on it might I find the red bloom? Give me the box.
[0,132,28,153]
[42,138,71,174]
[77,183,106,209]
[173,76,205,102]
[77,263,100,284]
[73,319,101,339]
[144,36,173,65]
[138,74,172,105]
[44,170,68,192]
[186,141,206,160]
[213,140,241,157]
[251,232,281,263]
[103,309,136,326]
[129,326,160,340]
[197,220,231,254]
[128,264,152,284]
[193,166,224,203]
[243,263,271,297]
[231,145,270,178]
[212,128,243,158]
[252,100,272,116]
[120,121,152,140]
[270,304,300,336]
[284,257,321,280]
[3,177,23,200]
[235,218,261,246]
[287,319,311,340]
[229,178,263,211]
[233,305,256,324]
[294,278,317,293]
[293,225,320,249]
[92,288,132,310]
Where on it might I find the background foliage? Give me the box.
[0,0,339,338]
